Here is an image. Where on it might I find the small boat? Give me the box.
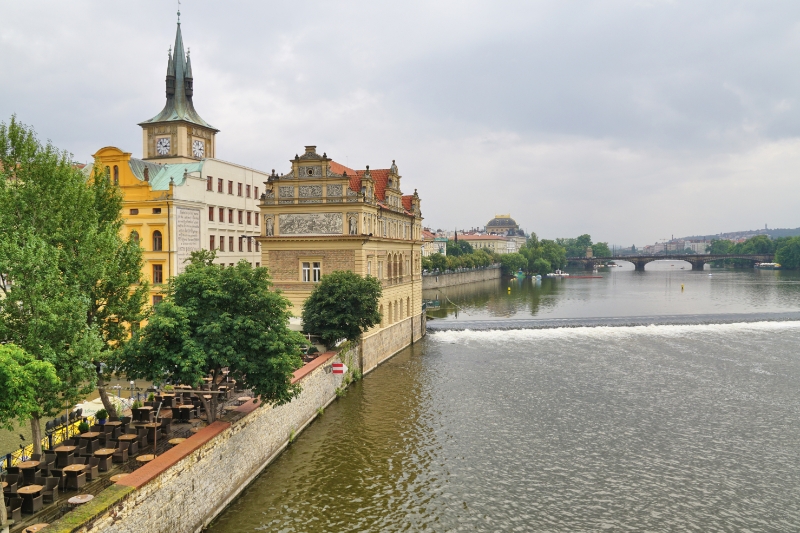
[546,270,570,278]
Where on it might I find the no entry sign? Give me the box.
[332,362,348,375]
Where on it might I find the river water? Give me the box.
[208,263,800,532]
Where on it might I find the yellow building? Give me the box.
[459,234,514,254]
[93,16,263,305]
[258,147,426,365]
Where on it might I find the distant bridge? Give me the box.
[567,254,775,272]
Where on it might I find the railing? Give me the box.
[2,415,98,471]
[422,264,501,276]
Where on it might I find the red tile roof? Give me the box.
[402,195,413,211]
[330,160,361,192]
[422,229,436,240]
[357,168,390,201]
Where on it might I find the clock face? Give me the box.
[192,139,205,158]
[156,137,170,155]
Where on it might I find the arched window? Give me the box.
[144,167,150,182]
[130,230,139,243]
[407,297,411,317]
[152,230,163,251]
[379,304,384,328]
[113,165,119,186]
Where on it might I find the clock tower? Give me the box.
[139,11,218,163]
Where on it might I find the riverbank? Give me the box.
[422,265,501,289]
[44,314,424,533]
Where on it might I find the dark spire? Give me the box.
[140,14,217,131]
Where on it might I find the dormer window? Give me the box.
[144,168,150,182]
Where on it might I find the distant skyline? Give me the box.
[2,1,800,244]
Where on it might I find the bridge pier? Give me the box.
[689,260,706,271]
[633,259,648,272]
[584,261,596,271]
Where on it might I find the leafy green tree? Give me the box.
[557,234,593,258]
[592,242,611,257]
[0,116,107,453]
[776,236,800,269]
[428,253,447,271]
[499,253,527,275]
[531,258,551,275]
[708,239,733,255]
[0,344,60,529]
[446,239,474,257]
[121,252,304,422]
[302,270,383,348]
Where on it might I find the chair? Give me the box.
[7,496,22,522]
[72,457,86,465]
[6,466,19,476]
[67,472,86,490]
[91,424,103,432]
[127,439,139,456]
[109,415,120,422]
[112,442,129,464]
[138,429,148,448]
[84,458,100,481]
[22,493,43,514]
[42,476,60,504]
[30,453,42,462]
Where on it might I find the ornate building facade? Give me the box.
[258,146,426,360]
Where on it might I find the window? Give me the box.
[152,230,162,251]
[113,165,119,186]
[255,214,259,226]
[254,187,259,198]
[153,208,161,214]
[144,168,150,182]
[255,241,260,251]
[207,176,213,191]
[218,178,223,192]
[238,210,243,224]
[367,260,372,276]
[313,262,321,282]
[210,235,216,250]
[378,261,383,279]
[302,262,311,282]
[256,262,260,267]
[229,263,234,267]
[247,238,252,252]
[238,183,243,196]
[239,237,243,252]
[130,230,139,242]
[246,185,251,197]
[247,211,252,225]
[229,236,234,251]
[130,209,139,215]
[219,207,224,221]
[228,180,233,194]
[209,206,215,221]
[153,264,163,284]
[152,295,163,306]
[219,236,225,251]
[228,209,233,223]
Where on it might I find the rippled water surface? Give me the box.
[208,268,800,532]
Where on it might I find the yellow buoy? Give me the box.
[681,284,684,291]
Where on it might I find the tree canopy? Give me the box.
[520,233,567,274]
[776,236,800,269]
[0,116,124,452]
[302,270,383,348]
[121,252,304,421]
[446,239,474,256]
[557,234,593,258]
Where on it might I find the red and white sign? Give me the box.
[332,362,348,375]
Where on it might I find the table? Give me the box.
[94,448,115,472]
[174,405,193,423]
[118,434,138,441]
[18,460,41,484]
[17,484,43,514]
[110,474,129,483]
[168,438,186,446]
[136,454,156,463]
[68,494,94,505]
[24,524,49,533]
[80,431,101,439]
[54,445,77,467]
[142,422,160,443]
[62,463,87,489]
[104,421,123,428]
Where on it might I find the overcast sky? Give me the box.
[2,1,800,245]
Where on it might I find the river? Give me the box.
[208,263,800,532]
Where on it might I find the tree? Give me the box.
[446,240,474,257]
[302,270,383,348]
[531,258,551,275]
[0,116,105,454]
[776,236,800,269]
[592,242,611,257]
[121,252,304,422]
[0,344,60,530]
[557,234,593,258]
[499,253,527,275]
[428,252,447,271]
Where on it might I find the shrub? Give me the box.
[95,408,108,420]
[78,421,90,433]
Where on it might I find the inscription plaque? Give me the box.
[176,207,201,274]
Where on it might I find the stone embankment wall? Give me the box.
[422,266,501,289]
[47,319,424,533]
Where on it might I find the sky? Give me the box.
[2,1,800,246]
